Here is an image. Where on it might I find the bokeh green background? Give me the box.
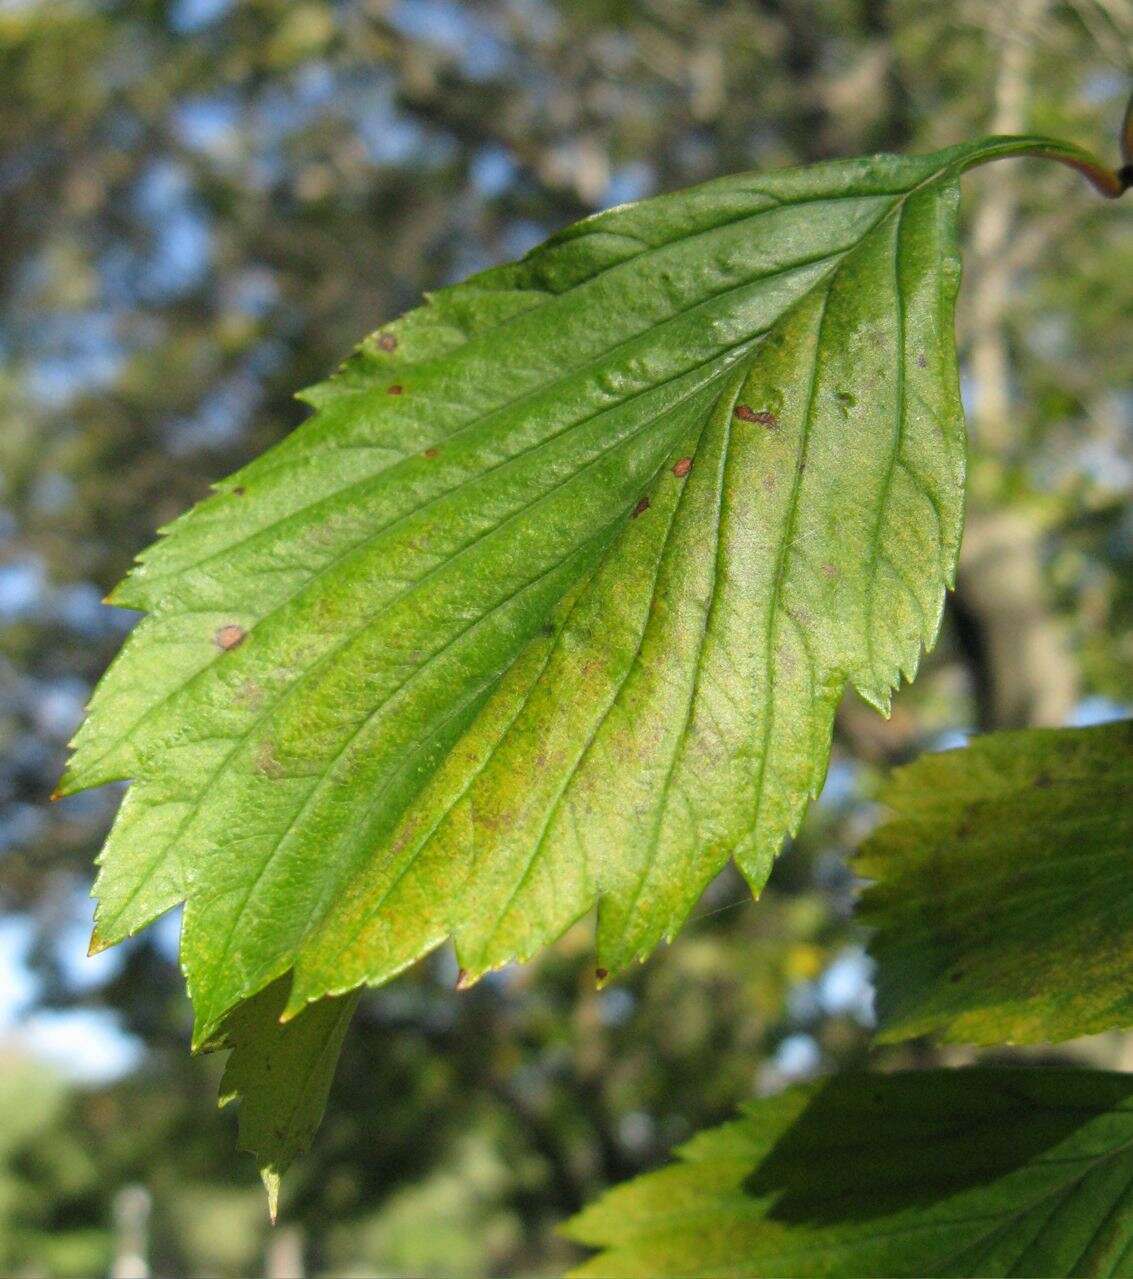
[1,1,1130,1274]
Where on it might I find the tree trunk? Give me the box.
[955,0,1079,730]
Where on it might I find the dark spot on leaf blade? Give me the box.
[215,624,246,651]
[734,404,778,427]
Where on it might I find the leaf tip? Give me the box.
[278,993,305,1024]
[101,578,135,607]
[190,1020,216,1054]
[262,1169,281,1224]
[87,927,113,958]
[52,765,81,800]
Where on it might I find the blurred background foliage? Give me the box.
[0,0,1129,1274]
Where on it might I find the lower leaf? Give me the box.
[216,977,359,1220]
[565,1068,1133,1278]
[857,719,1133,1045]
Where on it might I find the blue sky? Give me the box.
[0,912,142,1084]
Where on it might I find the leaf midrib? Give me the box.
[862,202,908,681]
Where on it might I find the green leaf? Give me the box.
[63,135,1104,1051]
[857,719,1133,1046]
[565,1068,1133,1278]
[215,978,359,1220]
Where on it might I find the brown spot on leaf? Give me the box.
[821,563,838,580]
[377,331,398,352]
[762,474,777,494]
[237,678,264,708]
[577,656,607,683]
[734,404,778,427]
[233,485,246,496]
[475,806,517,835]
[423,447,439,459]
[387,383,404,395]
[632,496,650,518]
[949,969,964,983]
[595,967,609,982]
[672,456,692,478]
[387,822,417,858]
[1034,771,1053,790]
[254,739,284,779]
[214,624,246,651]
[915,352,928,369]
